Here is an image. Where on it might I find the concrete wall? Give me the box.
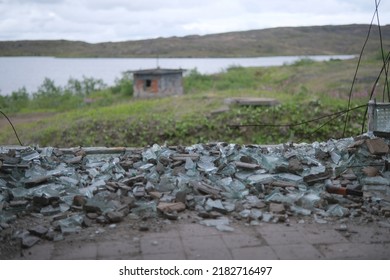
[133,72,183,98]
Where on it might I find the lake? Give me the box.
[0,55,355,95]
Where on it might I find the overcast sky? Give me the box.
[0,0,389,43]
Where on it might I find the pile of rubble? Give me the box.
[1,135,390,249]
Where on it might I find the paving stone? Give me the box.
[19,243,54,260]
[182,235,232,260]
[222,232,263,249]
[178,223,220,237]
[256,226,307,245]
[143,251,187,260]
[317,242,390,259]
[271,243,324,259]
[52,242,98,260]
[342,225,390,243]
[97,241,140,259]
[140,237,184,255]
[231,246,279,260]
[298,227,348,244]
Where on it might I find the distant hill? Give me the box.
[0,24,389,57]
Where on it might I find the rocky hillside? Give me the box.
[0,24,389,57]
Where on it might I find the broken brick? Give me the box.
[365,138,389,155]
[157,202,186,213]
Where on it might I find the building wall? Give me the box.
[133,72,183,98]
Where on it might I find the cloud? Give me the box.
[0,0,389,42]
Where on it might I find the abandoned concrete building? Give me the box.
[132,68,184,98]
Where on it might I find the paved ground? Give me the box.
[9,217,390,260]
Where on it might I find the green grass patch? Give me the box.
[0,56,387,147]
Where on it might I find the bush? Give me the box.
[112,72,133,96]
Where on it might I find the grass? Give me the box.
[0,55,388,147]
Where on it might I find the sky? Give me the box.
[0,0,389,43]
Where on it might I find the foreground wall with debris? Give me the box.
[1,135,390,250]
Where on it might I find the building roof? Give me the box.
[130,68,184,75]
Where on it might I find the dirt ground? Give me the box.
[0,112,55,130]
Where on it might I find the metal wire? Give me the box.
[0,110,23,146]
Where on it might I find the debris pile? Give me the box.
[1,135,390,249]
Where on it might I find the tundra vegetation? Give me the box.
[0,54,388,147]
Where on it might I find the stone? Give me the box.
[73,195,87,206]
[190,181,221,197]
[288,157,304,173]
[262,212,274,222]
[149,191,163,199]
[139,224,149,231]
[28,225,48,237]
[365,138,389,155]
[21,234,40,248]
[303,166,331,185]
[235,161,260,170]
[32,196,49,206]
[24,175,51,188]
[9,200,29,207]
[205,198,227,214]
[269,203,286,214]
[199,217,230,227]
[362,166,380,177]
[82,217,93,227]
[96,215,108,224]
[175,191,187,204]
[162,211,179,220]
[40,205,61,216]
[58,215,83,234]
[157,202,186,213]
[106,211,124,223]
[86,212,99,219]
[0,222,10,229]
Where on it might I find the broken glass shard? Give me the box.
[222,201,236,212]
[290,205,312,216]
[218,163,236,176]
[57,176,79,187]
[199,216,230,227]
[40,205,61,216]
[262,212,273,222]
[156,176,175,192]
[10,187,29,199]
[275,173,303,183]
[132,201,157,217]
[185,158,198,177]
[142,149,157,162]
[40,147,54,158]
[260,154,288,173]
[197,156,217,173]
[0,178,7,188]
[239,209,251,218]
[250,209,263,220]
[139,163,155,171]
[20,149,40,161]
[247,174,274,185]
[58,215,83,234]
[326,204,349,217]
[296,192,322,209]
[361,176,390,186]
[205,198,226,214]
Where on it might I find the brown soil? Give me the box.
[0,112,55,130]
